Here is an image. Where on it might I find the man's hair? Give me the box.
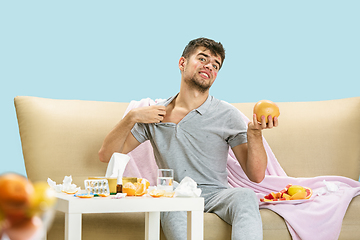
[181,37,225,69]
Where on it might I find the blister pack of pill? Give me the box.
[84,179,110,195]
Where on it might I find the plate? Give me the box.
[75,193,95,198]
[260,198,314,205]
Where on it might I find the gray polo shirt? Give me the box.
[131,94,247,189]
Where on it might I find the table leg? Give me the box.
[145,212,160,240]
[65,213,82,240]
[187,210,204,240]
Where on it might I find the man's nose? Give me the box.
[204,62,213,71]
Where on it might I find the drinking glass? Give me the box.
[157,169,174,192]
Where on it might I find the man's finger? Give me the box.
[273,116,279,127]
[267,115,274,128]
[260,115,267,128]
[252,114,259,126]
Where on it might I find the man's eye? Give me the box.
[213,65,218,70]
[199,57,205,61]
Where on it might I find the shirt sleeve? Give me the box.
[131,123,149,144]
[226,107,248,148]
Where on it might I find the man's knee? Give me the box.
[232,188,258,202]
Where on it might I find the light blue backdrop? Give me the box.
[1,1,359,178]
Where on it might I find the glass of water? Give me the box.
[157,169,174,192]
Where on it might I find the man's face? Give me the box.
[180,47,222,93]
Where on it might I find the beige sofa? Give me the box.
[14,96,360,240]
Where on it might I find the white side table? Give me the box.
[54,193,204,240]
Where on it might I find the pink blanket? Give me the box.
[123,98,360,240]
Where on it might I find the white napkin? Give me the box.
[105,152,130,179]
[47,175,80,193]
[174,176,202,197]
[313,180,340,196]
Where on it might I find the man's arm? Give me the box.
[98,105,166,163]
[232,114,278,183]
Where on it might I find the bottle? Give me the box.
[116,169,122,193]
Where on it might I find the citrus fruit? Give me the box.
[163,192,175,198]
[0,174,34,225]
[77,194,94,198]
[304,187,313,199]
[260,184,312,202]
[148,189,165,198]
[253,100,280,123]
[62,190,78,194]
[122,182,136,196]
[28,182,56,217]
[98,193,110,197]
[287,185,312,200]
[134,183,147,196]
[287,185,305,196]
[137,178,150,189]
[290,191,307,200]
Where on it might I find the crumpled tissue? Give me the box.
[47,175,81,193]
[105,153,130,180]
[313,180,340,196]
[174,176,202,197]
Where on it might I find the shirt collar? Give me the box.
[195,94,212,115]
[161,93,212,116]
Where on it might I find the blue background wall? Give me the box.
[1,1,359,178]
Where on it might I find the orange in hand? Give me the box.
[253,100,280,123]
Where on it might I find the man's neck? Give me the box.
[174,88,209,111]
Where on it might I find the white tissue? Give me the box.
[313,180,339,196]
[174,176,202,197]
[105,153,130,179]
[47,176,81,193]
[324,180,339,192]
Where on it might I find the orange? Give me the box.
[98,193,110,197]
[287,185,305,196]
[77,194,94,198]
[148,189,165,198]
[253,100,280,123]
[137,178,150,189]
[122,182,136,196]
[290,191,307,200]
[163,192,175,198]
[0,174,34,225]
[62,189,79,194]
[260,184,313,202]
[135,183,147,196]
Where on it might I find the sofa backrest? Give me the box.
[15,96,360,187]
[14,96,129,186]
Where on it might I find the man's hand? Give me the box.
[248,114,278,134]
[99,105,166,163]
[130,105,166,124]
[236,114,278,183]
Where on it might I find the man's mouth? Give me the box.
[199,71,210,79]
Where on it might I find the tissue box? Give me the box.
[88,177,137,194]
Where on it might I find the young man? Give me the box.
[99,38,278,240]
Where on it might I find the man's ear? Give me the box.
[179,57,186,71]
